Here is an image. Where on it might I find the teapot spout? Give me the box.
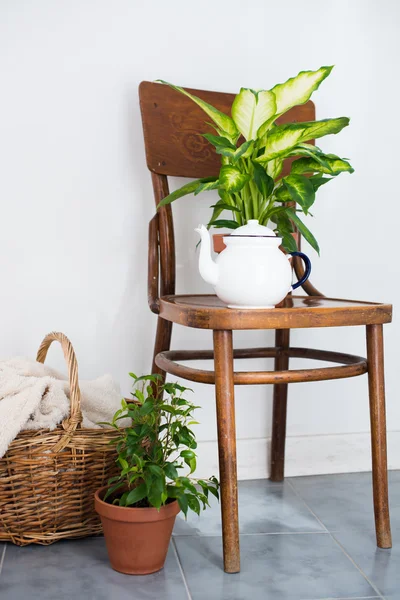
[195,225,219,287]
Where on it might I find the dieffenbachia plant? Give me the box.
[156,66,354,254]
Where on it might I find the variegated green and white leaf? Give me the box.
[271,66,333,116]
[282,174,316,213]
[219,165,250,192]
[233,140,254,160]
[291,155,354,175]
[231,88,276,140]
[274,182,291,202]
[255,117,350,162]
[288,143,332,170]
[157,80,239,140]
[266,157,284,179]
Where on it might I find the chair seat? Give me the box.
[159,294,392,330]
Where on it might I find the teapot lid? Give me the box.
[231,219,276,237]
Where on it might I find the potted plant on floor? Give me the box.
[156,66,354,255]
[94,373,219,575]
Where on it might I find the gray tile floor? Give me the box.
[1,471,399,600]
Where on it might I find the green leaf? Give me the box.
[208,486,219,501]
[207,194,232,228]
[125,483,147,507]
[219,165,250,192]
[103,482,125,502]
[208,219,240,229]
[308,175,334,190]
[256,117,350,162]
[252,162,274,198]
[157,80,239,139]
[232,88,276,140]
[148,464,164,477]
[286,208,320,255]
[291,155,354,175]
[166,484,181,499]
[139,400,154,416]
[118,457,128,470]
[187,494,201,515]
[210,203,241,213]
[148,474,166,509]
[281,232,298,252]
[180,449,195,460]
[282,174,316,213]
[164,462,179,480]
[203,133,236,151]
[271,65,333,116]
[194,180,221,195]
[178,493,189,517]
[180,477,198,495]
[157,177,218,208]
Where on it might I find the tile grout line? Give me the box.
[172,538,193,600]
[329,535,385,600]
[286,480,330,533]
[312,597,381,600]
[174,530,332,537]
[312,597,381,599]
[0,544,6,577]
[287,481,385,600]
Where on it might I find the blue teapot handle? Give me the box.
[290,251,311,290]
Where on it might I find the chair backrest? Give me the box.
[139,81,316,297]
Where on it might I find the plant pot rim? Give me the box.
[94,486,180,523]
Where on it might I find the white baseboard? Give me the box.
[194,431,400,480]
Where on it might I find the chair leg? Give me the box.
[151,317,173,382]
[366,324,392,548]
[213,330,240,574]
[270,328,290,482]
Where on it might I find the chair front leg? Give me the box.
[270,328,290,482]
[213,329,240,574]
[366,324,392,548]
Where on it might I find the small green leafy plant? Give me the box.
[102,374,219,517]
[157,66,354,254]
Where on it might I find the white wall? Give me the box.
[1,0,399,478]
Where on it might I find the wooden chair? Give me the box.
[139,81,392,573]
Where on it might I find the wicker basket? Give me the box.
[0,332,122,546]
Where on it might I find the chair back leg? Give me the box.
[366,323,392,548]
[152,317,173,382]
[270,328,290,481]
[213,329,240,573]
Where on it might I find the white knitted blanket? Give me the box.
[0,357,128,458]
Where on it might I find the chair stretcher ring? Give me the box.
[155,347,368,385]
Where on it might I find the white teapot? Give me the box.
[195,220,311,309]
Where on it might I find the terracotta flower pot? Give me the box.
[94,486,180,575]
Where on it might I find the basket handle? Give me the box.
[36,332,83,452]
